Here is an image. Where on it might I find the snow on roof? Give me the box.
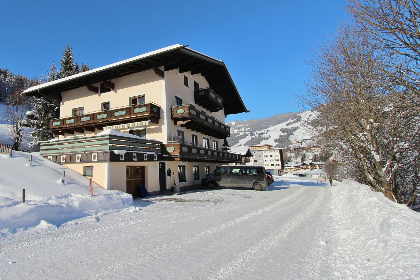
[23,44,185,94]
[229,146,252,156]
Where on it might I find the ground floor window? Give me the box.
[83,166,93,177]
[178,165,186,182]
[205,166,210,175]
[193,166,200,181]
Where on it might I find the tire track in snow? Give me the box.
[85,187,307,279]
[208,186,326,280]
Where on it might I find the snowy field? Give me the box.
[1,152,420,279]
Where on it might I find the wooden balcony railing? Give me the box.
[50,103,161,135]
[194,88,223,112]
[163,143,242,163]
[171,104,230,139]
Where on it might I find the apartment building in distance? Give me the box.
[23,45,247,196]
[246,145,284,175]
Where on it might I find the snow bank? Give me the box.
[328,180,420,279]
[0,151,132,239]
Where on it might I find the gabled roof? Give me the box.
[23,44,248,115]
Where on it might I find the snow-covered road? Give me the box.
[1,175,419,279]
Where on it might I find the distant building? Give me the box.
[245,145,284,175]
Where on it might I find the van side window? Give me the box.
[220,167,228,175]
[248,168,258,175]
[231,168,241,175]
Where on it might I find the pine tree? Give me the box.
[27,45,90,144]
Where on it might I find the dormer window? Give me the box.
[72,107,84,116]
[130,95,145,106]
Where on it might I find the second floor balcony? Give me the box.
[50,102,161,135]
[171,104,230,139]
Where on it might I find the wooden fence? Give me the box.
[0,142,31,155]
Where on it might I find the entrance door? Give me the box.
[159,162,166,193]
[126,166,145,197]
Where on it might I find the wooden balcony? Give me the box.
[163,143,242,163]
[40,134,162,164]
[171,104,230,139]
[194,88,223,112]
[50,103,161,135]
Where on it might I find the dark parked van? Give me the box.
[201,165,267,191]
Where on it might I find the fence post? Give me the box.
[62,171,65,183]
[90,165,93,196]
[29,154,32,164]
[22,189,25,203]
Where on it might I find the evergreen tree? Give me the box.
[27,45,90,144]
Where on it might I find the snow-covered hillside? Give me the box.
[227,110,318,148]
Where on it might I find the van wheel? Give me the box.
[253,182,263,191]
[207,181,217,189]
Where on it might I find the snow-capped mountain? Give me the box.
[227,110,318,148]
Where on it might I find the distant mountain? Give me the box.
[227,110,318,149]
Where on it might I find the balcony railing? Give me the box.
[40,134,162,155]
[50,102,161,135]
[194,88,223,112]
[171,104,230,139]
[163,143,242,163]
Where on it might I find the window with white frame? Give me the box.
[212,140,218,150]
[203,138,210,149]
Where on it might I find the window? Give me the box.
[130,129,146,138]
[72,107,84,116]
[203,138,210,148]
[133,153,137,161]
[214,166,228,176]
[84,166,93,177]
[205,166,210,175]
[231,168,241,175]
[120,154,124,160]
[126,167,130,178]
[212,140,218,150]
[130,95,145,106]
[178,165,186,182]
[194,81,199,91]
[184,75,189,87]
[192,134,198,146]
[175,96,183,106]
[101,101,110,111]
[193,166,200,181]
[100,82,112,94]
[177,130,185,144]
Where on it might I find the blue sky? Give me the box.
[1,0,349,122]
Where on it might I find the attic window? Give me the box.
[184,75,189,87]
